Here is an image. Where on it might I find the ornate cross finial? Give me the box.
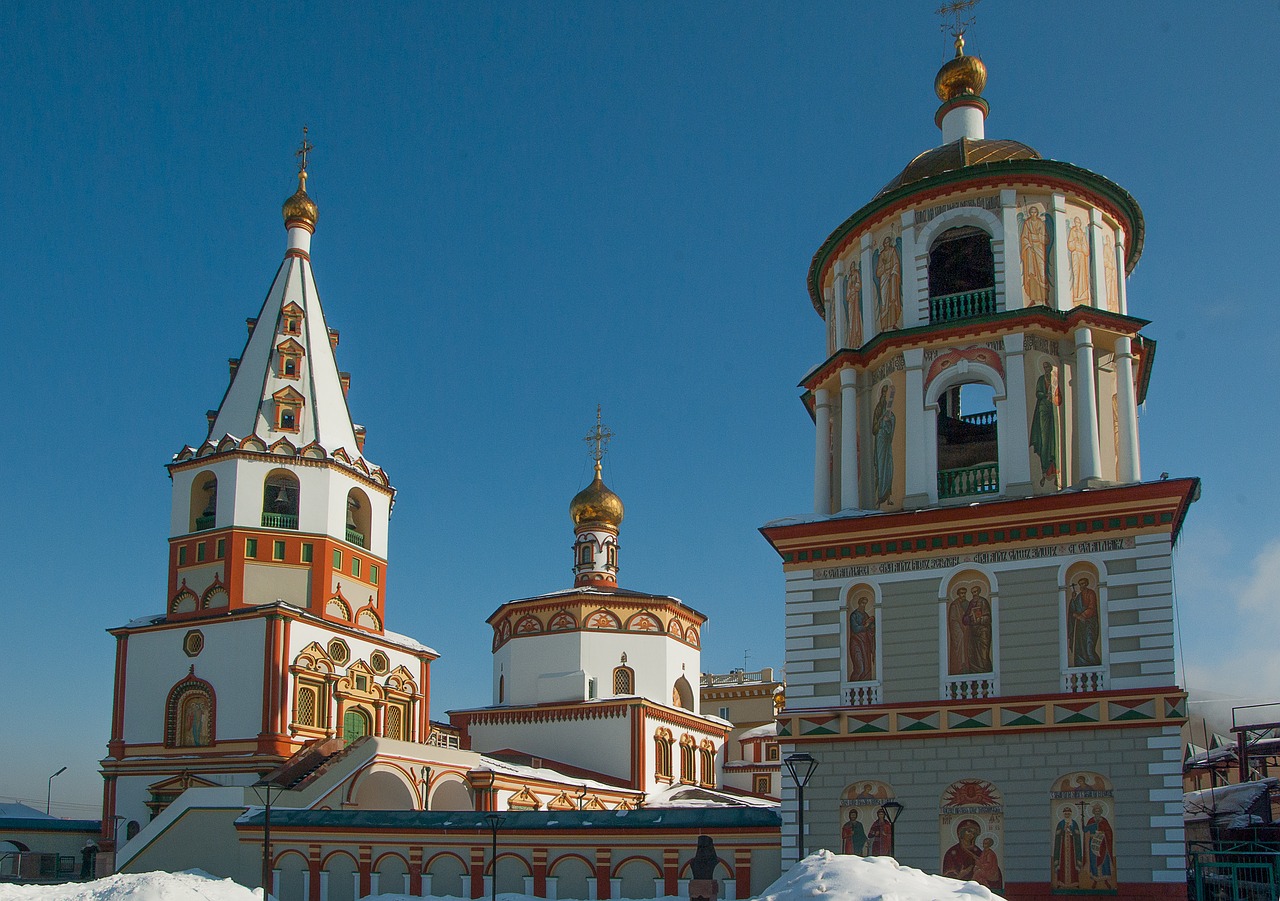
[584,404,613,466]
[936,0,979,40]
[296,125,313,173]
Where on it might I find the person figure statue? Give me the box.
[1021,206,1049,304]
[974,837,1003,893]
[1030,361,1061,487]
[1052,806,1083,888]
[1067,577,1102,667]
[848,597,876,682]
[689,836,720,901]
[871,384,896,505]
[875,236,902,332]
[941,820,981,881]
[868,806,894,856]
[1084,803,1115,888]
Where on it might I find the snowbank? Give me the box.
[0,870,261,901]
[756,850,1004,901]
[1,851,1005,901]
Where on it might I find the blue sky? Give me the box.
[1,2,1276,817]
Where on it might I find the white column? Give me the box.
[1114,336,1141,482]
[899,211,922,326]
[1074,328,1103,484]
[813,387,833,515]
[302,871,311,901]
[272,868,282,899]
[1088,209,1108,310]
[609,878,622,899]
[1000,334,1033,493]
[369,873,380,897]
[903,349,929,507]
[1000,189,1024,311]
[319,871,330,901]
[1051,194,1071,311]
[860,234,876,340]
[1115,227,1129,316]
[839,368,859,509]
[833,260,849,349]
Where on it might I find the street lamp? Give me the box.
[878,800,904,858]
[252,778,279,898]
[783,753,818,860]
[47,766,67,815]
[484,813,505,901]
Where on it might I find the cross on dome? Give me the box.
[584,404,613,466]
[936,0,979,42]
[296,125,313,173]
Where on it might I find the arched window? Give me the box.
[262,470,300,529]
[165,677,215,748]
[343,707,371,742]
[654,729,673,781]
[928,225,995,312]
[613,665,634,695]
[937,382,999,498]
[679,735,696,784]
[190,472,217,532]
[578,542,594,565]
[346,488,370,548]
[698,741,716,787]
[295,685,318,726]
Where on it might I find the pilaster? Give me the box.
[813,388,833,515]
[839,368,859,510]
[903,348,929,507]
[899,211,922,327]
[1115,227,1129,316]
[1114,336,1141,483]
[1051,193,1071,311]
[1088,208,1109,311]
[833,259,849,349]
[1074,327,1104,486]
[999,189,1023,310]
[1000,333,1033,494]
[860,233,875,340]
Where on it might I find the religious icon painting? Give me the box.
[1063,563,1103,670]
[870,379,897,508]
[939,779,1004,894]
[1017,199,1054,305]
[943,571,994,678]
[1029,355,1063,491]
[845,262,863,349]
[845,584,878,685]
[839,781,895,857]
[1050,772,1117,893]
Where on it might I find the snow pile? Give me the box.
[0,870,261,901]
[756,850,1004,901]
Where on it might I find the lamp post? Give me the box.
[252,778,278,898]
[878,800,904,858]
[484,813,505,901]
[46,766,67,815]
[783,753,818,860]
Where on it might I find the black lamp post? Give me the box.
[252,778,279,897]
[783,753,818,860]
[47,766,67,815]
[484,813,505,901]
[878,800,904,858]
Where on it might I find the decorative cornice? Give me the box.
[778,687,1186,742]
[168,447,394,496]
[807,160,1145,315]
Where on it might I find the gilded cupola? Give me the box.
[570,460,625,529]
[282,169,318,232]
[934,34,987,102]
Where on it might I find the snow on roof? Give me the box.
[738,722,780,741]
[380,628,439,656]
[758,850,1003,901]
[471,754,628,794]
[0,802,55,820]
[645,782,778,809]
[0,869,259,901]
[1184,778,1278,825]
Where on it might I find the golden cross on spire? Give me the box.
[296,125,313,173]
[584,405,613,466]
[936,0,979,39]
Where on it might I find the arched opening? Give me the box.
[324,852,358,901]
[613,665,634,695]
[165,677,215,748]
[190,472,217,532]
[616,858,661,898]
[928,226,995,321]
[426,854,467,898]
[345,488,370,548]
[549,856,594,900]
[428,776,473,811]
[342,706,370,742]
[374,853,410,896]
[937,382,999,498]
[353,770,416,810]
[262,470,300,529]
[672,675,694,711]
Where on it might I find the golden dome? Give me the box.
[570,461,624,529]
[282,170,318,230]
[934,35,987,102]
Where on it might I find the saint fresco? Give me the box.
[939,779,1003,893]
[1051,772,1117,892]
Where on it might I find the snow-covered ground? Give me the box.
[0,852,1004,901]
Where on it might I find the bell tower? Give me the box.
[763,17,1196,897]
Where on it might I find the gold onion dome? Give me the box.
[570,461,624,529]
[935,34,987,102]
[282,170,318,229]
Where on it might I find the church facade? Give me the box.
[762,32,1195,901]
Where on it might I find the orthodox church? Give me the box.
[100,155,778,900]
[762,24,1195,901]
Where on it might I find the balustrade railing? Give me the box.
[929,286,996,323]
[194,514,216,531]
[261,512,298,530]
[345,527,366,547]
[1062,668,1106,693]
[943,675,996,700]
[958,410,996,426]
[848,683,882,706]
[938,463,1000,498]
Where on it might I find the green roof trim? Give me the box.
[240,808,781,830]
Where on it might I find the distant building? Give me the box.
[701,669,784,799]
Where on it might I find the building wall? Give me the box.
[466,716,634,784]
